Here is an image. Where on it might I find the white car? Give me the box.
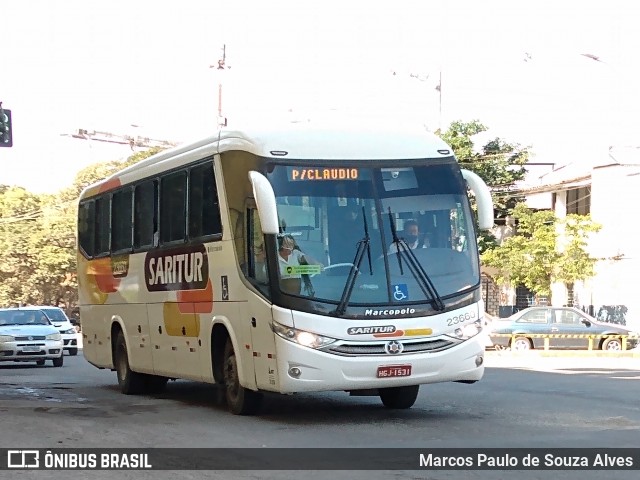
[0,308,64,367]
[17,306,79,355]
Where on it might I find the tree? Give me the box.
[0,147,166,308]
[481,203,600,298]
[439,120,531,252]
[0,187,45,305]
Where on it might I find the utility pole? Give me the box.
[210,44,230,128]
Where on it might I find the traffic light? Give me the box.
[0,105,13,147]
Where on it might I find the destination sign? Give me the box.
[289,168,359,181]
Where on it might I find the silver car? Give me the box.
[0,308,64,367]
[17,306,79,356]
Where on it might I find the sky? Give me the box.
[2,0,639,193]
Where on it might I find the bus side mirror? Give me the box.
[248,171,279,234]
[461,169,494,230]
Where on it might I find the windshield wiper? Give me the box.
[334,207,373,316]
[387,209,445,311]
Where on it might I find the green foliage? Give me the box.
[0,147,164,308]
[439,120,530,219]
[481,204,600,297]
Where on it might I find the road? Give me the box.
[1,350,639,480]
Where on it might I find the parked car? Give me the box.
[20,306,80,355]
[0,308,64,366]
[489,306,639,351]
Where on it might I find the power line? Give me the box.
[61,129,177,150]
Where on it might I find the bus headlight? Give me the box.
[271,322,337,349]
[46,333,62,341]
[451,320,483,340]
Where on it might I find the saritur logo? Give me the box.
[144,245,209,292]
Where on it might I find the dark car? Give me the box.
[489,306,638,351]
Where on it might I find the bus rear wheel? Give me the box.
[379,385,419,409]
[115,331,146,394]
[223,339,262,415]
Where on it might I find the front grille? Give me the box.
[14,336,46,341]
[18,351,44,356]
[323,337,460,357]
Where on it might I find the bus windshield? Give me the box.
[266,162,480,310]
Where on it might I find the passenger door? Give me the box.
[549,309,590,349]
[243,206,279,391]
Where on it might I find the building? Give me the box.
[510,146,640,330]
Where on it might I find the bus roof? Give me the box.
[79,121,454,198]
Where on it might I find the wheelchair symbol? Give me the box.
[393,284,408,301]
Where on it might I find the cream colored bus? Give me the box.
[77,122,494,415]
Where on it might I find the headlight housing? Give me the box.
[449,319,483,340]
[271,321,337,349]
[46,333,62,341]
[0,335,14,342]
[63,328,76,334]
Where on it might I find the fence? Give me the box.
[488,333,639,351]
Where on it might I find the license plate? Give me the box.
[377,365,412,378]
[21,346,41,352]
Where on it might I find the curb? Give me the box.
[485,349,640,359]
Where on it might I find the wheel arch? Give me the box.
[109,317,127,369]
[210,322,230,384]
[599,334,624,349]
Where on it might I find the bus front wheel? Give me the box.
[223,339,262,415]
[379,385,419,409]
[115,331,146,394]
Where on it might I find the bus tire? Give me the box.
[379,385,419,409]
[115,331,145,394]
[223,339,262,415]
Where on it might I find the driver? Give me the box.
[387,219,428,254]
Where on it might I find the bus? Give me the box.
[77,122,494,415]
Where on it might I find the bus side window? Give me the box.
[111,187,133,252]
[134,180,158,249]
[94,196,111,256]
[188,162,222,239]
[160,172,187,244]
[78,200,96,257]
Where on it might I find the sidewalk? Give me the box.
[484,349,640,371]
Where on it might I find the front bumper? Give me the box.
[273,335,485,393]
[61,333,78,351]
[0,339,64,362]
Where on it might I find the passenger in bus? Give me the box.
[277,235,322,295]
[387,219,429,254]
